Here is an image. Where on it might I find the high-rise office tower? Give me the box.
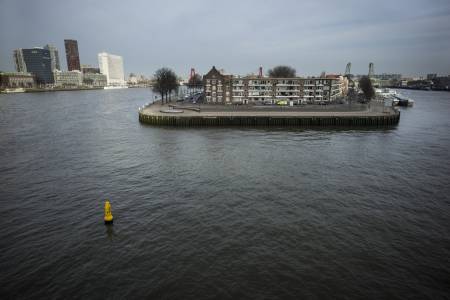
[44,44,61,71]
[64,39,81,71]
[98,52,125,86]
[13,48,54,84]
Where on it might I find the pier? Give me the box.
[138,102,400,127]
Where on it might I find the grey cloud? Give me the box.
[1,0,449,77]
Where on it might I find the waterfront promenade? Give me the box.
[139,101,400,127]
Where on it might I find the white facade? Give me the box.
[53,70,82,87]
[83,73,107,87]
[247,79,273,103]
[232,78,245,103]
[275,79,301,102]
[98,52,126,86]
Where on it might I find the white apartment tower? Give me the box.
[98,52,125,86]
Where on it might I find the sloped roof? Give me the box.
[204,66,223,79]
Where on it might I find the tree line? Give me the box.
[152,68,179,104]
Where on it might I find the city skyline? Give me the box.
[1,0,450,78]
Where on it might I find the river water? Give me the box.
[0,88,449,299]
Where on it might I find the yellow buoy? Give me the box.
[104,200,113,224]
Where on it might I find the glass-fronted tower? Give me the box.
[44,44,61,71]
[64,39,81,71]
[13,48,54,84]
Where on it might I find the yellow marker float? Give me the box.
[104,200,113,224]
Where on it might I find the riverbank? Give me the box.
[139,102,400,127]
[388,86,450,92]
[0,86,105,94]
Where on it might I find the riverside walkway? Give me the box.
[138,101,400,127]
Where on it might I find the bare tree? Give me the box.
[267,65,296,78]
[152,68,179,104]
[152,68,167,104]
[166,70,178,102]
[359,76,375,101]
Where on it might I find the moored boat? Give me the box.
[375,88,398,98]
[393,95,414,107]
[2,88,25,93]
[104,85,128,90]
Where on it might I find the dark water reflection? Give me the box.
[0,89,449,299]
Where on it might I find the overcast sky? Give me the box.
[1,0,449,78]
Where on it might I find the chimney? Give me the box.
[259,66,263,77]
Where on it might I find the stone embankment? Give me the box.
[138,102,400,127]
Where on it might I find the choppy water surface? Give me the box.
[0,89,449,299]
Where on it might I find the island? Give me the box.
[139,66,400,127]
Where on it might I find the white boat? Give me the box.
[375,88,398,98]
[2,88,25,93]
[104,85,129,90]
[393,95,414,107]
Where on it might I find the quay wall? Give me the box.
[139,111,400,127]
